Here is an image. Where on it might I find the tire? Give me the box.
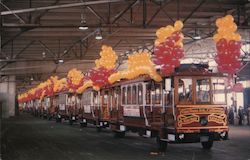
[114,131,125,138]
[156,136,168,152]
[69,120,73,125]
[80,123,87,127]
[138,130,144,137]
[201,141,213,150]
[56,118,62,123]
[96,127,102,132]
[48,116,51,121]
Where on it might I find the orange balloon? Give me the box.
[174,20,183,31]
[225,15,234,23]
[215,18,222,27]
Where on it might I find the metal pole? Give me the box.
[1,0,124,16]
[177,0,180,20]
[0,0,2,54]
[142,0,147,28]
[111,0,138,24]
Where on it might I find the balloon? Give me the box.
[215,18,222,27]
[95,45,118,70]
[108,52,162,83]
[225,15,234,22]
[174,20,183,31]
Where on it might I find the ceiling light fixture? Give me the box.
[95,28,103,40]
[193,28,201,40]
[193,35,201,40]
[78,4,88,30]
[58,59,64,63]
[42,51,46,58]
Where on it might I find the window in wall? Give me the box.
[132,85,137,104]
[146,84,151,104]
[196,78,211,103]
[138,84,143,105]
[127,86,132,104]
[122,87,126,105]
[178,78,193,103]
[212,78,226,104]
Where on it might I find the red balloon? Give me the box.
[216,38,228,52]
[171,31,181,42]
[228,40,241,51]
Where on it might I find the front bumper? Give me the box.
[165,131,228,143]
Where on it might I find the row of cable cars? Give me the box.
[22,65,229,151]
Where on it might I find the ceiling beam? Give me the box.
[3,23,250,29]
[183,0,207,23]
[1,0,125,16]
[111,0,138,24]
[1,28,31,48]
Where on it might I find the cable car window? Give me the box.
[196,78,210,103]
[127,86,132,104]
[103,91,109,105]
[138,84,143,105]
[114,88,119,109]
[164,90,172,106]
[132,85,137,104]
[178,78,192,103]
[122,87,126,105]
[146,84,151,104]
[152,84,161,104]
[93,92,98,105]
[212,78,226,104]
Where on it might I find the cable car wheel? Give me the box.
[114,131,125,138]
[201,141,213,150]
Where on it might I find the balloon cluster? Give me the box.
[95,45,118,70]
[18,76,59,103]
[44,78,54,97]
[154,20,184,76]
[76,80,93,94]
[89,67,115,91]
[67,68,84,91]
[88,45,118,91]
[53,77,68,93]
[109,52,162,84]
[213,15,242,75]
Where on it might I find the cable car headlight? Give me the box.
[179,134,184,139]
[200,116,208,126]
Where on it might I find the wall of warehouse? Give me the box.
[0,76,16,118]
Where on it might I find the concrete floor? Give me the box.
[1,114,250,160]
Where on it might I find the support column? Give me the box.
[0,76,16,118]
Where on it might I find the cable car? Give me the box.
[80,89,110,131]
[109,65,228,151]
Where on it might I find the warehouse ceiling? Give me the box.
[0,0,250,92]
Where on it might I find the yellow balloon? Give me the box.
[228,24,237,32]
[93,86,100,91]
[213,34,221,42]
[215,18,222,27]
[174,20,183,31]
[225,15,234,23]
